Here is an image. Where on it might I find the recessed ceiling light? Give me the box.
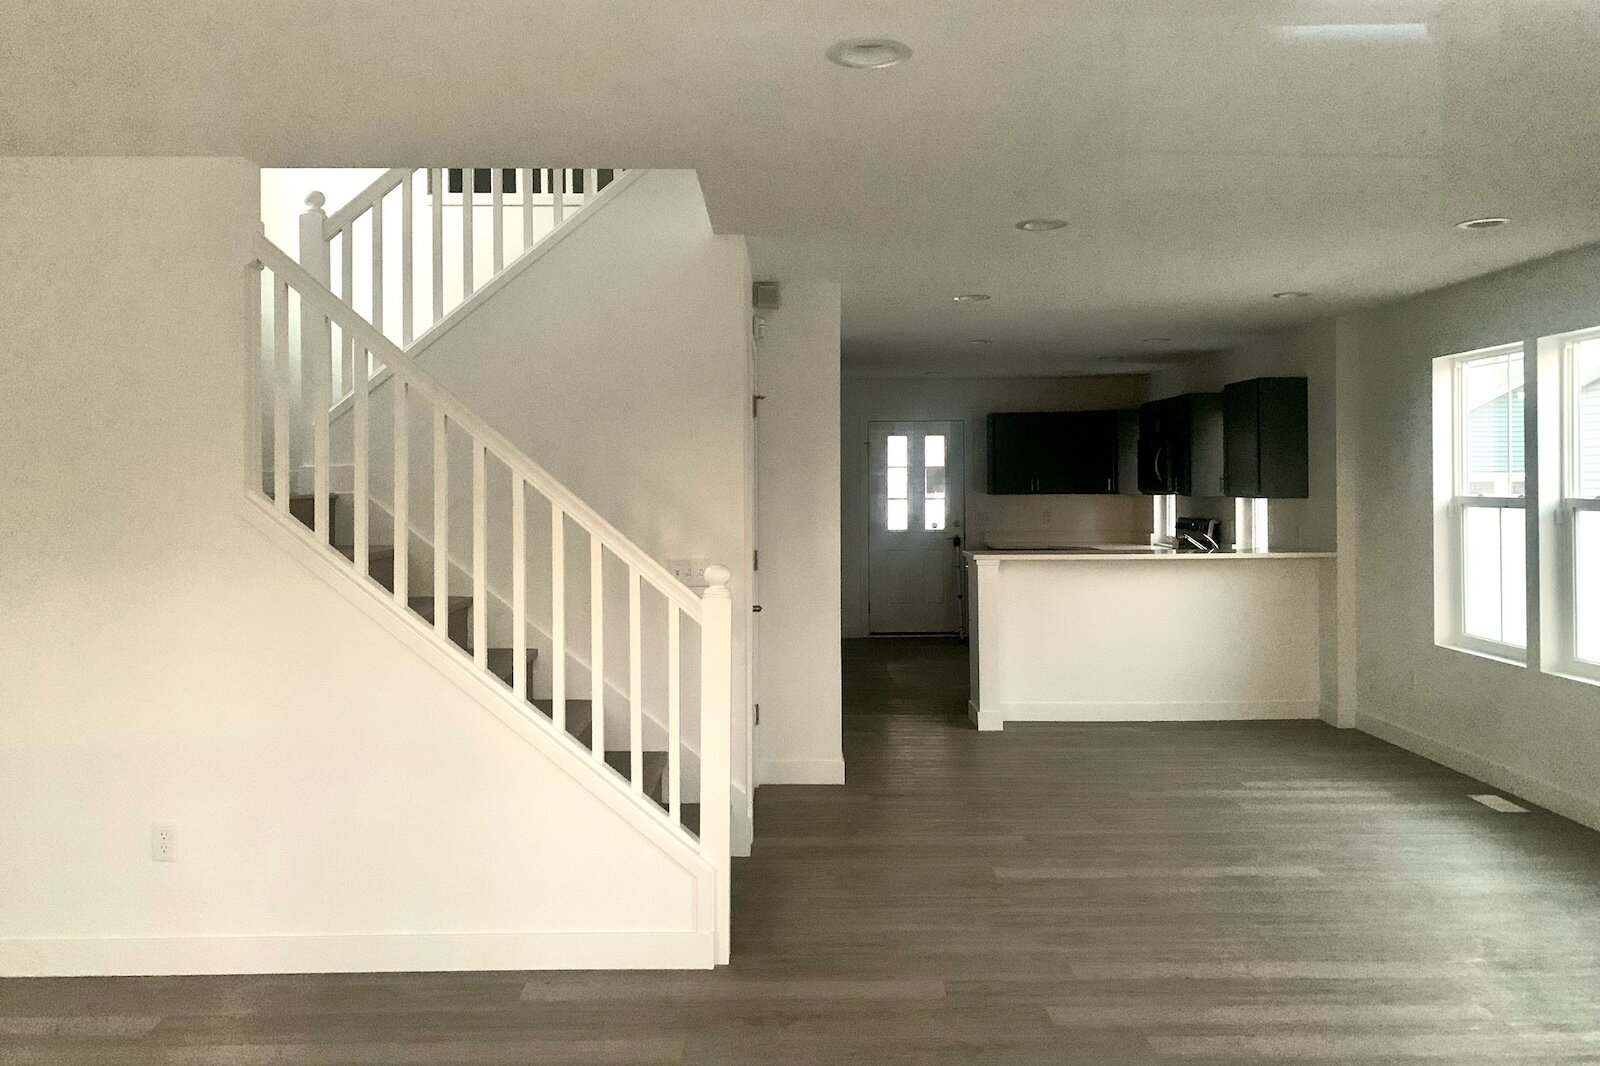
[1456,216,1510,231]
[825,38,913,70]
[953,293,990,302]
[1015,218,1069,232]
[1272,291,1310,300]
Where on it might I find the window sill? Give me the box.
[1543,664,1600,690]
[1435,640,1528,669]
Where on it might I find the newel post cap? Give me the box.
[704,564,732,592]
[303,191,326,211]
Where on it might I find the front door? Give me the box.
[867,421,964,633]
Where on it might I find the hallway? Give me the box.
[5,639,1600,1063]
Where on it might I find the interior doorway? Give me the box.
[866,420,964,634]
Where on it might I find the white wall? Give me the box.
[1150,322,1338,552]
[0,158,710,975]
[754,284,843,784]
[1338,243,1600,830]
[388,170,757,806]
[841,375,1151,638]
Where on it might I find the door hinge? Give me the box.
[755,703,761,725]
[753,548,759,571]
[753,394,766,418]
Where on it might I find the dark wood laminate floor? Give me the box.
[7,637,1600,1064]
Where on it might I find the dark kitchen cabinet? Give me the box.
[987,410,1122,495]
[1223,377,1308,498]
[1136,393,1224,496]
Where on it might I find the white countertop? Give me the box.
[966,546,1335,562]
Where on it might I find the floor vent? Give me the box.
[1470,794,1530,813]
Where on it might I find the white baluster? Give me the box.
[434,407,449,636]
[490,168,504,274]
[340,232,354,396]
[700,564,733,963]
[246,256,264,494]
[392,378,409,604]
[585,168,599,206]
[668,605,681,822]
[462,169,474,301]
[430,168,444,324]
[312,310,331,541]
[272,276,290,512]
[340,225,353,306]
[589,535,604,755]
[629,568,643,791]
[552,168,566,226]
[371,196,384,339]
[352,343,369,576]
[472,439,487,669]
[522,167,535,249]
[551,506,566,731]
[512,476,527,701]
[401,173,414,346]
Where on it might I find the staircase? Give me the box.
[248,171,730,963]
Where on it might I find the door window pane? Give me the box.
[888,467,908,500]
[924,434,947,531]
[1460,349,1525,498]
[885,434,909,532]
[1461,505,1525,647]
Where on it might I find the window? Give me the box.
[1234,498,1269,553]
[1554,329,1600,672]
[1434,343,1527,658]
[886,434,909,531]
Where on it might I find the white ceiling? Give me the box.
[6,0,1600,375]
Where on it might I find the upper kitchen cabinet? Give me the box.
[1223,377,1309,498]
[987,410,1121,495]
[1136,393,1224,496]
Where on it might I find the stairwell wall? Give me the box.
[0,157,711,975]
[399,170,756,814]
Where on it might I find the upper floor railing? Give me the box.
[299,168,622,399]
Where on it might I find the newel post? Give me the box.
[298,191,330,285]
[298,191,337,401]
[699,563,734,964]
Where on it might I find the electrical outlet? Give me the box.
[151,823,176,863]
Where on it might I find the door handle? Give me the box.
[752,605,763,613]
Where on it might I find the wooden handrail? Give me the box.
[252,232,706,619]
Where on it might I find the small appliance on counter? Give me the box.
[1174,516,1222,553]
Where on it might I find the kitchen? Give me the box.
[963,375,1334,730]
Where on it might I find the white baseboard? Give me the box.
[0,930,713,977]
[968,700,1004,731]
[757,756,845,785]
[993,700,1321,724]
[1356,713,1600,834]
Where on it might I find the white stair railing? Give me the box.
[248,230,732,961]
[299,168,620,398]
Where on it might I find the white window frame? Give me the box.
[1539,326,1600,684]
[1432,342,1529,664]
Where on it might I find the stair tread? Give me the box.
[335,544,396,559]
[486,648,540,685]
